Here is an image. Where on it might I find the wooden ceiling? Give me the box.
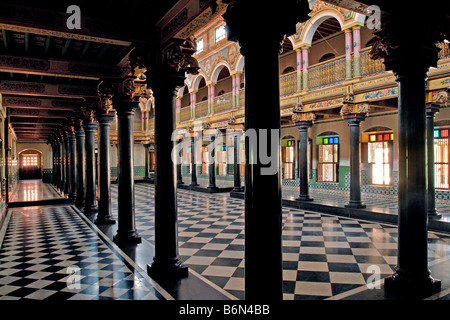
[0,0,179,142]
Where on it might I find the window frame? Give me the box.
[215,25,227,43]
[317,136,340,183]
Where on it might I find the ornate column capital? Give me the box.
[292,112,315,128]
[369,10,448,78]
[222,0,310,55]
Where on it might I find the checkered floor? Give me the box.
[115,184,450,300]
[2,182,450,300]
[0,204,170,300]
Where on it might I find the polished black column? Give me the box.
[344,114,366,209]
[382,42,441,295]
[176,139,184,185]
[147,65,187,279]
[68,127,77,202]
[59,132,65,193]
[64,134,70,195]
[190,136,199,186]
[221,0,311,300]
[75,123,85,208]
[113,98,141,243]
[426,104,441,219]
[143,142,151,182]
[232,133,243,192]
[207,135,219,192]
[295,121,313,201]
[95,114,116,225]
[83,121,98,213]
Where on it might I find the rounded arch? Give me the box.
[177,84,188,99]
[363,126,393,133]
[192,72,207,91]
[211,62,232,83]
[318,131,339,137]
[282,66,296,74]
[19,148,43,156]
[281,134,296,141]
[301,9,345,45]
[319,52,336,62]
[235,55,245,73]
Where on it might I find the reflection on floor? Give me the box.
[1,181,450,300]
[9,180,61,203]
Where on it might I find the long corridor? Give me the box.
[1,182,450,301]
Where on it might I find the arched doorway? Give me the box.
[19,149,42,180]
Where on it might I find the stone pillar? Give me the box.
[296,49,302,91]
[301,45,310,90]
[64,133,70,195]
[343,113,366,208]
[59,131,65,193]
[190,91,197,118]
[147,55,194,279]
[75,121,85,208]
[235,73,241,107]
[377,20,442,294]
[190,136,199,186]
[176,139,184,185]
[143,142,151,182]
[352,26,361,77]
[222,0,310,300]
[113,96,141,243]
[206,134,218,192]
[426,104,441,219]
[68,125,77,202]
[344,28,353,79]
[232,132,243,192]
[95,111,116,225]
[82,108,98,213]
[208,84,215,114]
[293,119,313,201]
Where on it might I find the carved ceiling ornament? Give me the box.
[292,112,316,123]
[165,36,200,75]
[97,81,115,115]
[435,89,450,106]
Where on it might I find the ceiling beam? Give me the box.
[0,54,121,80]
[0,3,136,46]
[8,108,73,118]
[2,95,84,111]
[0,80,98,98]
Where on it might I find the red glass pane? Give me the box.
[377,134,383,141]
[441,130,449,138]
[384,134,390,141]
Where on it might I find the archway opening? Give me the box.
[19,149,42,180]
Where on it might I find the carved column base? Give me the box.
[83,204,98,214]
[427,209,442,220]
[113,230,141,244]
[147,257,188,280]
[384,269,441,298]
[345,201,366,209]
[297,195,313,202]
[95,215,116,225]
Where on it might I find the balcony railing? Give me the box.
[214,92,233,113]
[180,107,191,122]
[307,55,346,89]
[280,71,297,96]
[195,100,208,118]
[360,47,385,76]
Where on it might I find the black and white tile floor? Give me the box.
[124,184,450,300]
[1,181,450,301]
[0,204,171,300]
